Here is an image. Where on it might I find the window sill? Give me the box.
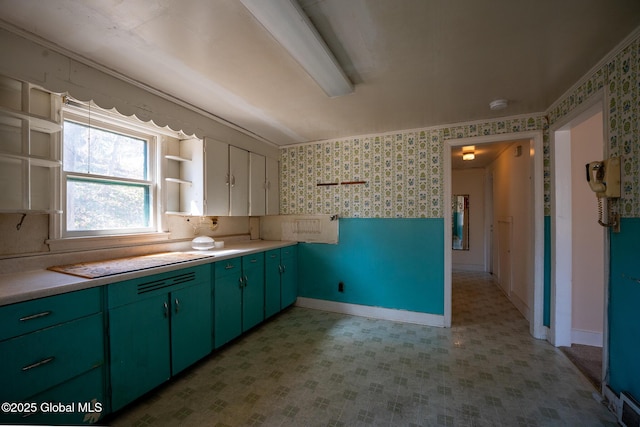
[46,232,172,253]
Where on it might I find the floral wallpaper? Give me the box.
[548,34,639,218]
[280,116,545,219]
[282,33,640,219]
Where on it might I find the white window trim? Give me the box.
[49,101,178,251]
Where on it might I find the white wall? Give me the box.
[570,111,604,346]
[490,141,533,319]
[452,168,485,271]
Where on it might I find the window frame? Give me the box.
[61,107,160,238]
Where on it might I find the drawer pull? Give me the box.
[250,259,257,263]
[22,356,55,371]
[19,311,52,322]
[225,264,235,270]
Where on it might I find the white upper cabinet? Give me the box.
[166,136,277,217]
[266,157,279,215]
[229,146,249,216]
[249,152,266,216]
[204,138,230,216]
[0,76,62,213]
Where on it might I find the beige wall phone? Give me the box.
[585,156,621,230]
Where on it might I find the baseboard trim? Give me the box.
[571,328,603,347]
[295,297,446,327]
[452,263,485,272]
[509,292,530,322]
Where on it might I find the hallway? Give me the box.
[107,271,616,426]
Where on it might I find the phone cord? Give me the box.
[597,197,612,228]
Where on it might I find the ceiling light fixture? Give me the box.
[240,0,354,98]
[462,145,475,161]
[489,99,508,111]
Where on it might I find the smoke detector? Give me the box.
[489,99,508,110]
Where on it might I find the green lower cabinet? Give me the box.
[108,267,212,412]
[170,283,213,375]
[264,249,282,319]
[213,254,265,348]
[214,259,243,348]
[2,367,105,425]
[0,313,104,403]
[242,253,265,332]
[109,293,171,412]
[281,246,298,308]
[0,312,105,425]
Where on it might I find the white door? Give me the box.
[497,217,513,296]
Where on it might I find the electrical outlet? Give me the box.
[338,282,344,292]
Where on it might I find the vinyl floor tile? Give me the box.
[107,271,616,426]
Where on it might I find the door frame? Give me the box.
[549,91,609,389]
[444,130,544,339]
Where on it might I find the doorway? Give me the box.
[551,97,607,390]
[444,131,545,339]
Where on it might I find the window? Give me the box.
[62,108,158,236]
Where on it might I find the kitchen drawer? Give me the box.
[0,367,105,425]
[0,287,101,342]
[281,245,297,259]
[214,257,242,279]
[0,313,104,402]
[108,264,210,308]
[242,252,264,270]
[265,249,280,261]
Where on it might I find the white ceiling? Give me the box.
[0,0,639,146]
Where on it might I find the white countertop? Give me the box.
[0,240,296,307]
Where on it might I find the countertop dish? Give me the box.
[0,240,296,307]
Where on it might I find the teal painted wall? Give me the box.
[298,218,444,314]
[609,218,640,398]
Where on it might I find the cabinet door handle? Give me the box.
[22,356,55,371]
[282,265,286,273]
[238,276,244,288]
[175,298,180,314]
[231,175,236,187]
[163,301,169,318]
[225,173,230,186]
[19,311,52,322]
[244,275,248,287]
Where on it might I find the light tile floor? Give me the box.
[107,271,617,426]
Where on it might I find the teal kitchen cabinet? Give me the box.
[0,288,105,425]
[281,246,298,309]
[264,245,298,317]
[108,265,212,411]
[170,283,213,374]
[264,249,281,319]
[213,257,243,348]
[241,252,265,331]
[213,253,265,348]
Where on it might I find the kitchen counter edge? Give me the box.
[0,240,297,307]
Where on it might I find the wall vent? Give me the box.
[137,272,196,294]
[620,392,640,427]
